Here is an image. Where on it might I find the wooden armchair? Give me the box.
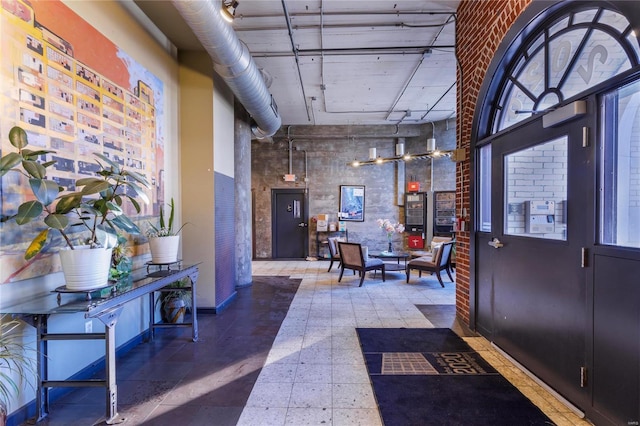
[406,241,454,287]
[338,242,385,287]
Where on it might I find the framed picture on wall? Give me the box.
[339,185,365,221]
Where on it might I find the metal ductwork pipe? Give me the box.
[172,0,281,138]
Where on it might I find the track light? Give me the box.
[221,0,239,22]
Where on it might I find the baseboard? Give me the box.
[214,290,238,313]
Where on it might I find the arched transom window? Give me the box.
[492,6,640,133]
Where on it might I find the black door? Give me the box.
[587,81,640,426]
[476,102,594,410]
[272,189,308,259]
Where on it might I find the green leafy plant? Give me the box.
[0,316,36,414]
[156,277,192,323]
[0,126,150,259]
[109,234,133,280]
[146,198,187,238]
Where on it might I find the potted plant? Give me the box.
[156,277,192,323]
[0,126,149,290]
[0,316,36,426]
[146,198,186,264]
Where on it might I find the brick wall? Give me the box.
[455,0,532,324]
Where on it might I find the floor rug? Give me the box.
[357,328,555,426]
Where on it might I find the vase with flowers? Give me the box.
[376,218,405,253]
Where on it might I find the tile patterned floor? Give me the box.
[238,260,590,426]
[25,260,592,425]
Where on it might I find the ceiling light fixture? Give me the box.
[426,122,436,151]
[221,0,239,23]
[369,148,377,160]
[347,147,465,167]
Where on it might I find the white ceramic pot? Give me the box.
[59,246,113,291]
[149,235,180,264]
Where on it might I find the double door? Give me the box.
[475,95,639,424]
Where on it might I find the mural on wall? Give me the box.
[0,0,165,283]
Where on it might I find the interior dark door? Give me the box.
[272,189,308,259]
[477,107,593,410]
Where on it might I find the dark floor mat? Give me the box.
[357,328,555,426]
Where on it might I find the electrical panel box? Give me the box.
[405,192,427,234]
[525,200,555,233]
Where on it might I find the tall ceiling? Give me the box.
[134,0,460,127]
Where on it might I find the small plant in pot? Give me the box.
[156,277,192,323]
[0,126,149,290]
[0,316,37,425]
[146,198,186,264]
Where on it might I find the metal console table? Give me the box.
[0,262,199,424]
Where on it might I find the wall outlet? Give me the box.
[85,321,92,333]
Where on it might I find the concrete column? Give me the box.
[234,103,253,287]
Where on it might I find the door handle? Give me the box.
[488,238,504,249]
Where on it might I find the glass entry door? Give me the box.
[476,106,594,410]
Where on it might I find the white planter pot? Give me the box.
[149,235,180,264]
[59,246,113,291]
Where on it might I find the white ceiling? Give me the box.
[135,0,460,127]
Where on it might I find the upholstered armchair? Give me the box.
[406,241,454,287]
[337,242,385,287]
[327,237,343,272]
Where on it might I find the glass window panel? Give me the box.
[504,137,567,240]
[548,28,588,88]
[537,92,560,111]
[527,33,544,58]
[497,83,535,131]
[478,144,492,232]
[548,16,569,38]
[573,9,598,25]
[561,30,631,99]
[598,10,629,34]
[489,6,639,136]
[600,80,640,248]
[626,33,640,59]
[511,56,526,77]
[517,48,545,97]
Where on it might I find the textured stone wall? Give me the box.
[456,0,532,323]
[234,103,253,287]
[251,121,456,259]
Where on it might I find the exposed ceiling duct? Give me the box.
[172,0,281,138]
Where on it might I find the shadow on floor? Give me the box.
[416,304,478,337]
[20,276,300,426]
